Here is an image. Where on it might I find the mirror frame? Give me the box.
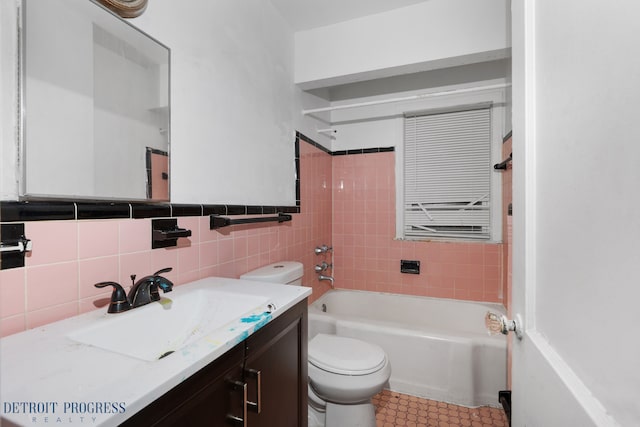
[18,0,170,202]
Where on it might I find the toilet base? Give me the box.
[325,401,376,427]
[308,404,325,427]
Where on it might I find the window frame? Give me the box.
[395,90,505,243]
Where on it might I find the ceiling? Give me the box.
[269,0,431,31]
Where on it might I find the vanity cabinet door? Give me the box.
[244,299,308,427]
[121,299,308,427]
[121,343,245,427]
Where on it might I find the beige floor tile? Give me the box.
[373,390,508,427]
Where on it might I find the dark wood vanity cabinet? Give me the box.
[122,299,308,427]
[245,300,308,427]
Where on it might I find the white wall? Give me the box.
[131,0,300,205]
[294,0,511,89]
[512,1,640,425]
[1,0,308,205]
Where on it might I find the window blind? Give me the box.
[403,107,492,240]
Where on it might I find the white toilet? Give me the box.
[240,261,391,427]
[240,260,305,286]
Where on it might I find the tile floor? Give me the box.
[373,390,509,427]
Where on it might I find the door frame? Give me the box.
[510,1,619,425]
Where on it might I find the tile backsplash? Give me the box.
[0,215,328,337]
[332,151,503,301]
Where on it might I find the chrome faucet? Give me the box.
[318,275,334,288]
[94,267,173,313]
[314,261,332,272]
[314,244,333,254]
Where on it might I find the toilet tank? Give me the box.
[240,261,303,286]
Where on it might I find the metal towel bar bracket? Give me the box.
[151,218,192,249]
[0,239,32,254]
[494,153,512,170]
[1,223,31,270]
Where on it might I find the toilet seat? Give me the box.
[309,334,387,375]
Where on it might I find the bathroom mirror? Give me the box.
[19,0,170,201]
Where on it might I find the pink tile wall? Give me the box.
[0,141,333,337]
[299,141,334,303]
[332,151,504,303]
[0,139,507,337]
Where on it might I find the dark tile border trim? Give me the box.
[294,134,302,207]
[131,203,172,219]
[332,147,395,156]
[77,202,131,220]
[202,205,226,216]
[0,201,302,223]
[171,204,203,217]
[0,201,76,222]
[296,131,395,157]
[296,131,331,155]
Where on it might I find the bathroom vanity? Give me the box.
[122,298,308,426]
[0,278,310,427]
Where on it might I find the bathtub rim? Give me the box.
[310,288,506,312]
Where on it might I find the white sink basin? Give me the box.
[67,289,271,361]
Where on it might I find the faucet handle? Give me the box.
[153,267,172,276]
[314,261,332,272]
[95,281,131,314]
[314,245,333,254]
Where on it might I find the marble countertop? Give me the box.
[0,277,311,426]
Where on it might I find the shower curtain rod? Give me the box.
[302,83,511,115]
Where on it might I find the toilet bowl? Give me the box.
[241,261,392,427]
[308,333,391,427]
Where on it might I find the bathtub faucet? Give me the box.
[314,261,332,272]
[318,275,334,288]
[314,244,333,254]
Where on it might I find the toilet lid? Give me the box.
[308,334,387,376]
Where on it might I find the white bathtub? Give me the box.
[308,290,507,408]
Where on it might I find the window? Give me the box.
[402,106,496,241]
